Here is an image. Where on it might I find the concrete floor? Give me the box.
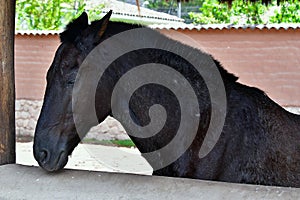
[0,164,299,200]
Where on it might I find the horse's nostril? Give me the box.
[39,149,50,164]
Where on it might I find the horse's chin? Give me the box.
[39,152,69,172]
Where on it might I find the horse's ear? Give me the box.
[74,12,89,28]
[99,11,112,38]
[87,10,112,43]
[60,12,89,43]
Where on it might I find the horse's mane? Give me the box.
[213,59,238,83]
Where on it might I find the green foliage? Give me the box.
[16,0,300,29]
[189,0,300,24]
[147,0,173,9]
[231,0,267,24]
[16,0,104,30]
[85,4,105,21]
[269,0,300,23]
[147,0,206,8]
[189,0,268,24]
[189,0,231,24]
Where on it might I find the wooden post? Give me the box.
[0,0,16,165]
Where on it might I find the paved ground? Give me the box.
[16,142,152,175]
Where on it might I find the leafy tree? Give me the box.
[189,0,231,23]
[189,0,268,24]
[146,0,205,22]
[269,0,300,23]
[147,0,173,9]
[189,0,300,24]
[16,0,104,30]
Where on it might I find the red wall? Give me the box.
[15,34,60,100]
[161,28,300,106]
[15,28,300,106]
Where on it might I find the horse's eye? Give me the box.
[67,80,75,85]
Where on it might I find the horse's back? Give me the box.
[212,83,300,186]
[155,82,300,187]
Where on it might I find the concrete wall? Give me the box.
[15,28,300,138]
[1,164,300,199]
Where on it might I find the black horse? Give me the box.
[33,11,300,187]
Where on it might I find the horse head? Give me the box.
[33,11,112,172]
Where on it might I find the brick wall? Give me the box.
[15,34,60,100]
[161,28,300,106]
[15,28,300,106]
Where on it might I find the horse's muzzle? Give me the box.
[34,145,69,172]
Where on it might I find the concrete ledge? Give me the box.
[0,164,299,200]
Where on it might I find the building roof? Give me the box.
[16,30,61,36]
[16,23,300,36]
[85,0,184,25]
[149,23,300,30]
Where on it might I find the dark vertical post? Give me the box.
[0,0,16,165]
